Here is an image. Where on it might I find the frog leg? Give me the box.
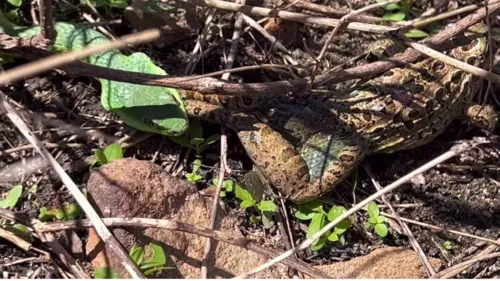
[461,102,497,132]
[185,100,367,203]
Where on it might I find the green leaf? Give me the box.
[0,185,22,209]
[261,213,274,229]
[249,215,261,223]
[54,209,66,220]
[334,219,352,235]
[235,184,254,202]
[311,237,326,251]
[299,200,325,213]
[375,223,389,237]
[240,199,256,209]
[257,201,278,212]
[39,207,53,221]
[103,143,123,163]
[443,240,453,250]
[376,0,400,11]
[382,12,406,21]
[143,266,174,276]
[188,119,203,140]
[223,180,234,192]
[13,224,28,233]
[63,204,81,220]
[307,213,325,241]
[129,244,145,266]
[147,243,167,267]
[368,217,378,225]
[94,267,119,279]
[376,215,386,224]
[192,159,202,174]
[404,29,429,38]
[7,0,22,7]
[199,134,221,152]
[292,207,316,221]
[185,173,202,183]
[93,149,107,165]
[327,205,347,222]
[109,0,128,8]
[190,138,205,147]
[367,202,380,219]
[327,232,339,242]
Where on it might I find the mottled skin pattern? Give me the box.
[182,38,497,203]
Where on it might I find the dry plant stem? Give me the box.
[239,14,289,54]
[222,15,244,80]
[309,0,401,89]
[379,211,500,246]
[432,252,500,278]
[0,28,164,87]
[2,214,335,279]
[363,164,436,276]
[399,38,500,83]
[184,8,217,75]
[36,232,90,278]
[201,132,228,278]
[235,138,490,278]
[0,227,32,252]
[180,0,395,34]
[0,91,145,279]
[1,4,494,96]
[283,0,383,24]
[39,0,56,41]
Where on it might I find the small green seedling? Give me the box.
[170,120,220,183]
[0,185,22,209]
[92,143,124,167]
[293,201,352,251]
[221,180,277,229]
[95,243,172,278]
[39,203,82,222]
[443,240,453,250]
[212,178,235,198]
[376,0,429,38]
[365,201,389,238]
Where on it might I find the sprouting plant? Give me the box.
[293,201,352,251]
[170,119,220,184]
[220,180,278,229]
[92,143,124,168]
[443,240,453,250]
[365,201,389,238]
[39,203,82,222]
[376,0,429,38]
[94,243,172,278]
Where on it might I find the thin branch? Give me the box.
[363,164,436,276]
[378,211,500,247]
[235,137,490,278]
[179,0,396,34]
[0,91,145,279]
[0,27,164,87]
[0,209,332,279]
[2,3,495,97]
[432,252,500,278]
[398,37,500,83]
[283,0,383,24]
[38,0,56,42]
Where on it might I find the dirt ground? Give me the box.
[1,0,499,278]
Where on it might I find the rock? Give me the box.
[85,158,441,279]
[313,247,442,279]
[85,158,288,278]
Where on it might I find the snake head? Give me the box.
[450,37,487,65]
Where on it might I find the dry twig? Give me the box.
[0,91,145,279]
[235,137,491,278]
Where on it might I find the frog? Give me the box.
[180,37,497,203]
